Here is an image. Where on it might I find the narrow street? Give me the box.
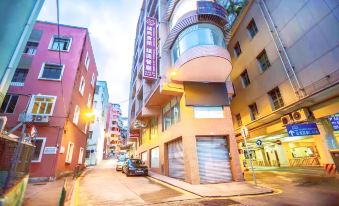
[78,159,199,206]
[77,160,339,206]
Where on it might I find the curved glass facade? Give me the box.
[171,23,226,63]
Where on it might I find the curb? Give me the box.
[67,169,90,206]
[148,174,274,198]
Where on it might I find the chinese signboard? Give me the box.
[197,1,228,22]
[143,16,157,80]
[328,114,339,131]
[286,123,320,137]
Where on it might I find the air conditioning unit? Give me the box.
[18,113,33,122]
[291,108,312,123]
[281,114,293,125]
[0,116,7,132]
[33,115,49,123]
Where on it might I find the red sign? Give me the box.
[129,132,140,138]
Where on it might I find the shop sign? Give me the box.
[286,123,320,137]
[143,16,157,80]
[328,114,339,131]
[44,147,57,154]
[197,1,228,22]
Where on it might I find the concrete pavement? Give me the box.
[77,159,199,206]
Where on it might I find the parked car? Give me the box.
[122,159,148,176]
[116,158,125,171]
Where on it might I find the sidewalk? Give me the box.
[148,172,273,197]
[23,177,75,206]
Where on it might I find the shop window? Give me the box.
[162,98,180,131]
[257,50,270,72]
[268,87,284,110]
[50,36,72,51]
[151,147,159,168]
[249,103,259,121]
[235,113,242,127]
[29,95,57,115]
[240,69,250,88]
[233,41,242,57]
[39,63,64,80]
[31,138,46,162]
[65,142,74,163]
[12,68,28,83]
[247,18,258,38]
[1,94,19,113]
[194,106,224,118]
[24,42,38,55]
[73,105,80,125]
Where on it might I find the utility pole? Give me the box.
[240,126,257,186]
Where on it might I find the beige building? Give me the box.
[128,0,244,184]
[228,0,339,170]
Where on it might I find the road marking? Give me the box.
[146,176,201,198]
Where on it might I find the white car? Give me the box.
[116,159,125,171]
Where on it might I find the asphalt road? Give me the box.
[77,160,339,206]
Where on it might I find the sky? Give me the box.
[38,0,143,117]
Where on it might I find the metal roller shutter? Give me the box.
[197,137,232,184]
[168,139,185,180]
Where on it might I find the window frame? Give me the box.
[162,98,180,131]
[246,18,258,38]
[23,41,38,55]
[48,36,72,52]
[235,113,242,127]
[233,41,242,57]
[85,52,90,70]
[31,137,46,163]
[12,68,29,84]
[257,50,271,73]
[193,106,224,119]
[150,147,160,168]
[91,73,96,87]
[65,141,74,163]
[38,62,65,81]
[268,87,284,110]
[28,95,57,116]
[240,69,251,88]
[79,76,86,96]
[78,147,84,164]
[87,93,92,108]
[73,105,80,125]
[249,103,259,121]
[1,94,19,114]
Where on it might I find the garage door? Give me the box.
[168,139,185,180]
[197,137,232,183]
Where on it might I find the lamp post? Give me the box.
[240,126,257,186]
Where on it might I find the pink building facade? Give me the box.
[105,103,122,155]
[0,21,98,181]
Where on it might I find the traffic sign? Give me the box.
[328,114,339,131]
[286,123,320,137]
[240,126,249,138]
[256,139,262,146]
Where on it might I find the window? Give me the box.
[31,138,46,162]
[235,113,242,127]
[151,147,159,168]
[73,105,80,125]
[78,147,84,164]
[85,52,90,70]
[171,23,226,63]
[87,93,92,108]
[1,94,19,113]
[39,63,64,80]
[249,103,259,121]
[234,41,242,57]
[247,18,258,38]
[91,73,95,87]
[95,85,100,94]
[50,36,71,51]
[257,50,270,72]
[84,121,88,134]
[29,95,56,115]
[194,107,224,118]
[12,68,28,83]
[79,76,85,95]
[24,42,38,55]
[65,142,74,163]
[240,70,250,88]
[268,87,284,110]
[162,98,180,131]
[150,117,158,140]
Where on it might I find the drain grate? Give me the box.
[199,199,240,206]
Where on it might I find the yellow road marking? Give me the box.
[147,176,201,198]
